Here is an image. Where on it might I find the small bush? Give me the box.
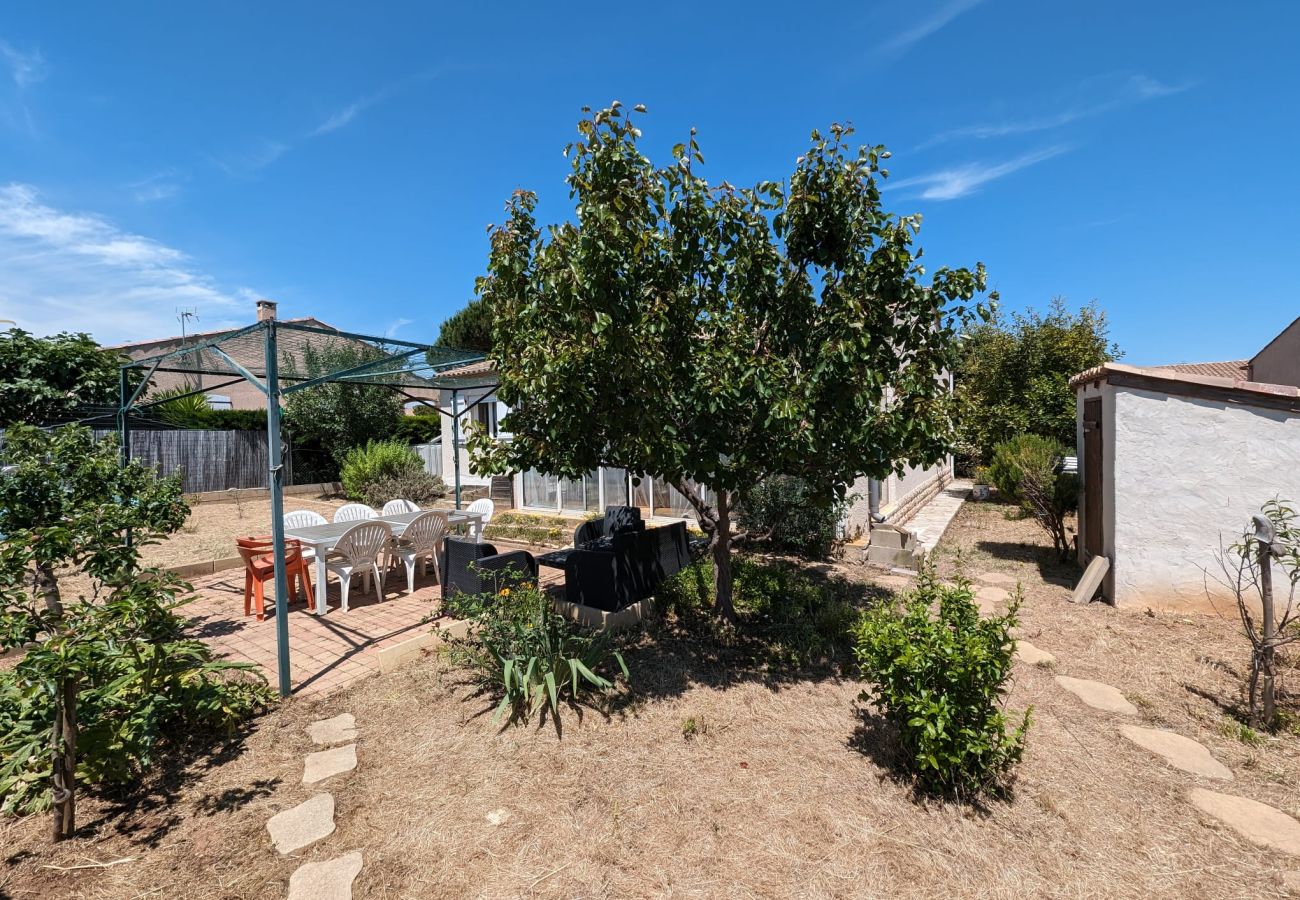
[987,435,1077,559]
[441,580,628,725]
[737,475,849,560]
[854,568,1029,798]
[340,440,446,506]
[659,556,866,671]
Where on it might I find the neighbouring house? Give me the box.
[107,299,440,411]
[1073,325,1300,611]
[433,359,953,530]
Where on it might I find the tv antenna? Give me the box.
[176,307,199,342]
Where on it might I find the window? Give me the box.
[205,394,232,410]
[473,400,497,437]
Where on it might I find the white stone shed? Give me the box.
[1071,363,1300,612]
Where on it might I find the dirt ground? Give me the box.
[3,499,1298,898]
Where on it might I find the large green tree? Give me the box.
[437,297,494,352]
[0,329,139,426]
[471,105,992,618]
[0,426,267,839]
[282,339,404,462]
[953,298,1119,467]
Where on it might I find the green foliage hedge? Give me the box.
[736,475,849,560]
[339,440,446,507]
[954,299,1118,470]
[854,569,1029,797]
[987,435,1078,559]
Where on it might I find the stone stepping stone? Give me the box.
[976,572,1018,586]
[1189,788,1300,855]
[1055,675,1137,715]
[267,793,335,854]
[309,714,357,745]
[303,744,357,784]
[975,585,1010,615]
[1120,726,1233,779]
[1014,640,1056,666]
[289,851,363,900]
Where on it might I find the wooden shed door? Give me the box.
[1083,398,1103,560]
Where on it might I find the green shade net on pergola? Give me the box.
[114,319,490,697]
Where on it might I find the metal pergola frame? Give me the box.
[116,319,488,697]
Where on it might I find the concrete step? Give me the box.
[865,544,918,568]
[868,524,916,551]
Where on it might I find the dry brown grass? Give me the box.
[3,499,1298,898]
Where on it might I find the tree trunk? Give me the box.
[668,478,737,623]
[51,677,77,841]
[36,562,76,841]
[1259,539,1276,729]
[711,490,736,622]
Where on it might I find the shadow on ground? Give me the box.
[974,540,1080,589]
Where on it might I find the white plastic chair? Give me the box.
[385,511,447,593]
[334,503,377,523]
[466,498,494,541]
[324,521,392,612]
[382,499,420,516]
[283,510,327,562]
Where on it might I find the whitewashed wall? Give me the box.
[437,386,503,488]
[1107,386,1300,611]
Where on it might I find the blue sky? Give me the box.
[0,1,1296,365]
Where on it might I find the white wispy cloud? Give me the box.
[876,0,983,58]
[129,169,186,203]
[888,145,1069,200]
[0,183,254,343]
[385,317,414,339]
[0,39,45,89]
[922,74,1193,147]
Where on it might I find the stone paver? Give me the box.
[303,744,358,784]
[1055,675,1138,715]
[1120,725,1232,779]
[310,713,358,745]
[289,851,363,900]
[904,480,971,554]
[976,571,1018,586]
[1189,788,1300,855]
[1014,640,1056,666]
[267,793,336,854]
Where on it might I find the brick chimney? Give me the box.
[256,299,278,322]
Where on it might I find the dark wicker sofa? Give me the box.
[563,520,690,612]
[440,537,538,599]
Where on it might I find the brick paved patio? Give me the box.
[186,541,562,697]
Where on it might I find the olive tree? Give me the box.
[471,105,992,619]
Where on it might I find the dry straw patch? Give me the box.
[3,501,1299,897]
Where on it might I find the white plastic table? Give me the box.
[284,509,484,614]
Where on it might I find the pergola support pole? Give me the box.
[451,388,462,510]
[118,367,134,549]
[264,321,293,697]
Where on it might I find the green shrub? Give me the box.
[659,556,866,671]
[441,580,628,725]
[987,435,1078,559]
[736,475,849,560]
[393,413,442,445]
[853,568,1029,798]
[0,425,271,825]
[339,440,446,506]
[150,387,269,431]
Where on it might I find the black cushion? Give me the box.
[603,505,642,536]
